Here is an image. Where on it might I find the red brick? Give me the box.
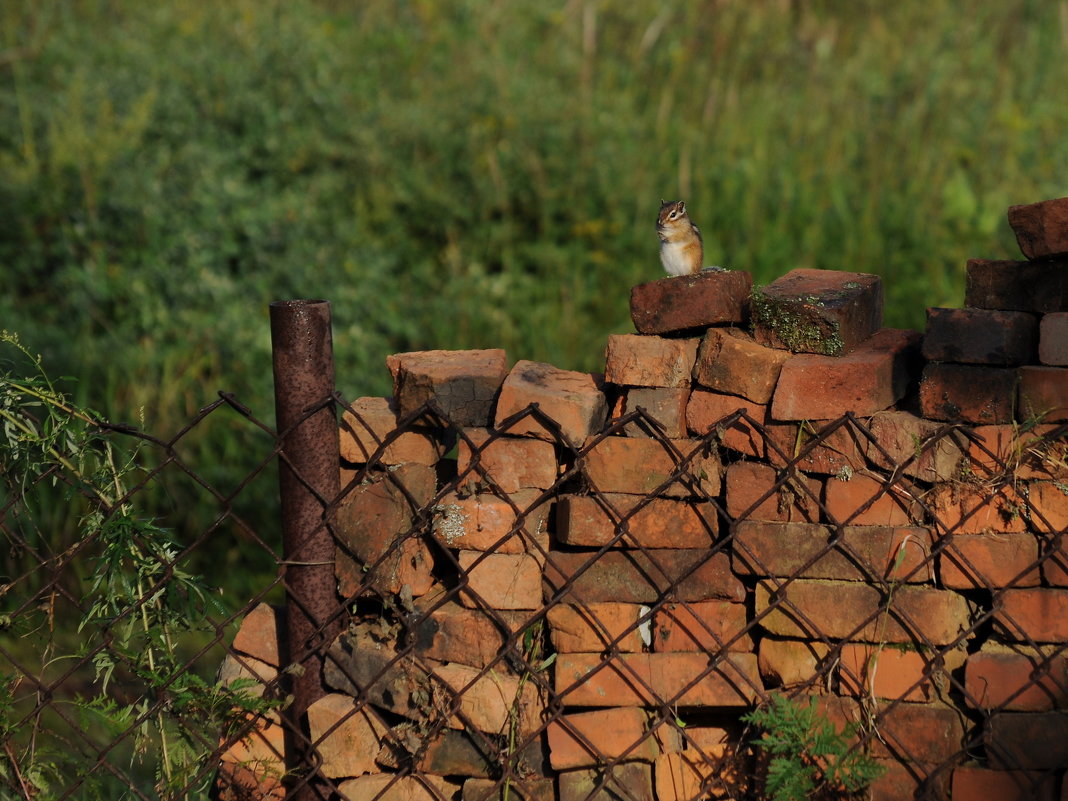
[863,410,967,482]
[556,494,717,549]
[335,463,437,598]
[432,661,541,734]
[965,258,1068,313]
[771,328,920,420]
[952,766,1059,801]
[995,589,1068,642]
[967,424,1068,481]
[686,389,766,457]
[927,482,1027,534]
[1009,196,1068,260]
[546,603,647,653]
[1045,541,1068,587]
[232,603,283,667]
[824,472,920,526]
[868,758,950,801]
[547,707,657,769]
[1019,365,1068,422]
[654,746,742,800]
[923,307,1038,365]
[217,711,285,801]
[555,652,759,707]
[965,645,1068,711]
[558,763,653,801]
[755,580,970,645]
[919,363,1017,424]
[1039,312,1068,365]
[337,775,455,801]
[764,420,867,475]
[733,522,934,583]
[652,601,752,653]
[306,693,388,778]
[494,360,607,446]
[692,328,790,403]
[545,549,744,604]
[457,428,558,493]
[939,532,1041,589]
[616,386,689,438]
[985,711,1068,769]
[409,600,522,668]
[869,702,964,764]
[388,348,508,426]
[630,269,752,335]
[340,396,443,466]
[433,493,526,552]
[458,551,542,610]
[396,729,541,778]
[604,334,699,388]
[462,778,553,801]
[218,653,276,697]
[581,436,721,497]
[725,462,821,523]
[757,638,830,687]
[837,644,940,702]
[752,268,883,355]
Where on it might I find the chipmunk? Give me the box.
[656,199,704,276]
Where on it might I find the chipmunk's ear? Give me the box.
[678,201,686,213]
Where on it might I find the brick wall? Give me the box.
[220,197,1068,801]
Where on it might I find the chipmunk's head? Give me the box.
[657,200,688,230]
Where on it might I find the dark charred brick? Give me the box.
[1008,196,1068,260]
[918,363,1017,424]
[965,259,1068,313]
[630,269,752,335]
[923,307,1037,365]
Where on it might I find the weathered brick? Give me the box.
[546,603,647,653]
[558,763,653,801]
[771,328,920,420]
[869,702,964,764]
[1009,196,1068,260]
[922,307,1038,365]
[457,429,558,493]
[837,644,941,703]
[994,589,1068,642]
[458,551,542,610]
[964,644,1068,711]
[757,638,830,687]
[862,410,966,483]
[555,652,759,706]
[556,494,717,549]
[337,775,456,801]
[869,758,950,801]
[967,424,1068,481]
[615,386,689,438]
[385,728,543,778]
[340,396,443,466]
[652,601,752,653]
[1039,312,1068,366]
[755,580,971,644]
[965,258,1068,313]
[927,482,1027,535]
[630,269,752,335]
[724,461,821,523]
[752,268,883,356]
[824,472,919,526]
[545,550,744,604]
[581,436,721,497]
[654,746,742,801]
[389,349,508,426]
[494,360,607,446]
[733,522,934,583]
[952,766,1059,801]
[547,708,657,769]
[306,693,388,778]
[919,363,1017,424]
[686,389,766,457]
[432,661,541,734]
[604,334,699,388]
[232,603,283,667]
[1045,541,1068,588]
[692,328,790,403]
[462,778,553,801]
[985,711,1068,769]
[764,420,867,476]
[939,532,1041,589]
[216,711,285,801]
[335,463,436,598]
[433,493,525,553]
[1019,365,1068,422]
[409,600,519,669]
[218,653,276,698]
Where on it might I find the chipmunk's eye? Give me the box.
[669,210,678,220]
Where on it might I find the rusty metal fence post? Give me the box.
[270,299,343,799]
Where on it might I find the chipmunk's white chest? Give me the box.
[660,240,696,276]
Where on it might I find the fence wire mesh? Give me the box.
[2,391,1066,801]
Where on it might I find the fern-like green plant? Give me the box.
[743,695,884,801]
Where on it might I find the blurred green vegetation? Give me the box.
[1,0,1066,554]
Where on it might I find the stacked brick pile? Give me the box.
[219,198,1068,801]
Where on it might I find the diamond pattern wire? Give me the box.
[2,393,1066,800]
